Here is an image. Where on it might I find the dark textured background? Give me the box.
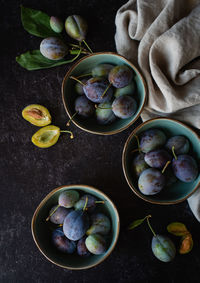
[1,0,200,282]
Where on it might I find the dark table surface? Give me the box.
[1,0,200,282]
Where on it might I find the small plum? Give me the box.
[63,210,90,241]
[138,168,165,195]
[132,153,149,177]
[87,213,111,235]
[165,136,189,155]
[172,155,198,182]
[152,235,176,262]
[96,102,116,125]
[65,15,87,42]
[140,129,166,153]
[144,149,172,169]
[85,234,106,255]
[58,190,79,208]
[75,96,95,118]
[92,64,114,78]
[77,236,91,257]
[83,77,113,103]
[109,65,133,88]
[112,95,137,119]
[40,37,68,60]
[52,228,76,253]
[49,205,72,224]
[114,81,136,98]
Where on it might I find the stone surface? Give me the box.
[1,0,200,282]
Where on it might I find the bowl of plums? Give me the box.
[62,52,147,135]
[122,118,200,204]
[31,184,120,269]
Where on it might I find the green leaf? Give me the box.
[128,215,151,230]
[16,50,81,71]
[21,6,59,38]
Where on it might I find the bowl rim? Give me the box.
[31,184,120,270]
[122,117,200,205]
[61,51,147,135]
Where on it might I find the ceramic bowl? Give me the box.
[62,52,147,135]
[122,118,200,204]
[31,184,120,270]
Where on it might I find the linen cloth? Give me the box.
[115,0,200,220]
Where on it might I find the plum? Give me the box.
[138,168,165,195]
[140,129,166,153]
[96,102,116,125]
[63,210,90,241]
[87,213,111,235]
[152,235,176,262]
[165,136,189,154]
[114,81,136,98]
[40,37,68,60]
[172,155,198,182]
[75,79,87,95]
[77,236,91,257]
[83,77,113,103]
[132,152,149,177]
[58,190,79,208]
[112,95,137,119]
[109,65,133,88]
[52,228,76,253]
[50,17,63,33]
[75,96,95,118]
[74,194,97,212]
[92,64,114,78]
[49,205,72,224]
[85,234,106,255]
[65,15,87,42]
[144,149,172,169]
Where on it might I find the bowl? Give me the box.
[122,118,200,204]
[31,184,120,270]
[62,52,147,135]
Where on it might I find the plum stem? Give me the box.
[70,76,85,86]
[82,40,93,53]
[60,130,74,139]
[66,112,78,127]
[162,160,171,174]
[69,49,90,55]
[146,215,157,237]
[133,134,141,153]
[76,73,92,79]
[101,83,112,99]
[172,146,177,160]
[83,196,89,211]
[46,204,60,221]
[95,200,105,204]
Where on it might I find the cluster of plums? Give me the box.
[73,64,137,124]
[131,129,199,195]
[47,190,111,256]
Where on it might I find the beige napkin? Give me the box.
[115,0,200,221]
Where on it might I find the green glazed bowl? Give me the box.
[62,52,147,135]
[31,185,120,270]
[122,118,200,204]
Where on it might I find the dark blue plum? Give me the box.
[112,95,137,119]
[63,210,90,241]
[144,149,172,169]
[75,96,95,118]
[140,129,166,153]
[77,236,91,257]
[52,228,76,253]
[49,205,72,224]
[108,65,133,88]
[172,155,198,182]
[165,136,189,154]
[83,77,113,103]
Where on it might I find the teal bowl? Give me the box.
[122,118,200,204]
[31,185,120,270]
[62,52,147,135]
